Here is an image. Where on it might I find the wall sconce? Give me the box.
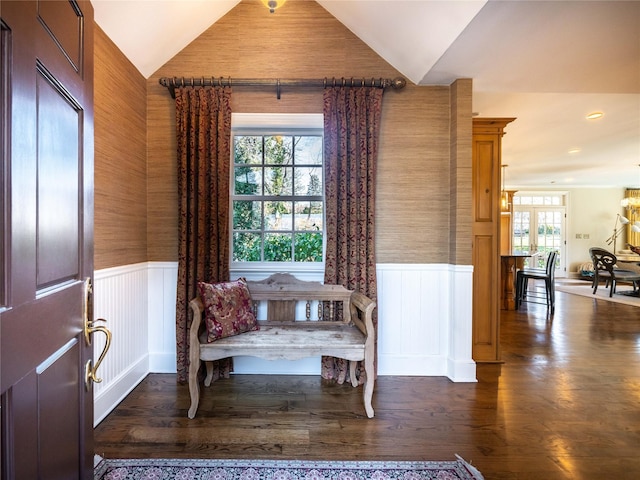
[500,164,510,213]
[262,0,286,13]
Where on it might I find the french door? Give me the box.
[512,204,566,276]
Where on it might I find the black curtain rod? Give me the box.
[158,76,407,99]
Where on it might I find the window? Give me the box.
[231,114,324,267]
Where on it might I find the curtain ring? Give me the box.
[341,77,346,87]
[332,77,336,88]
[323,77,327,88]
[180,77,185,87]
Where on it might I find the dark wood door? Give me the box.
[1,1,95,479]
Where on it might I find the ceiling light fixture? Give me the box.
[620,196,640,212]
[586,111,604,120]
[261,0,286,13]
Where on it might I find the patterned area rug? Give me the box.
[94,457,484,480]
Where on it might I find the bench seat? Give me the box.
[197,324,367,362]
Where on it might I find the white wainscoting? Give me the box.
[92,262,475,425]
[376,264,476,382]
[93,263,150,425]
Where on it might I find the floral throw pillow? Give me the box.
[197,278,259,343]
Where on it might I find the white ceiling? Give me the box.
[92,0,640,190]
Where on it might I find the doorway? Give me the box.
[512,192,567,277]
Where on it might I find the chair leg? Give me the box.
[545,278,555,313]
[544,279,551,309]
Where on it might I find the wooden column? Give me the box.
[472,118,515,362]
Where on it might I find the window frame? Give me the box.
[229,113,325,278]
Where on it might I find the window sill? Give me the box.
[230,263,325,282]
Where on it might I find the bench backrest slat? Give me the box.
[247,274,353,324]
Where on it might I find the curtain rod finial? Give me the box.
[391,77,407,90]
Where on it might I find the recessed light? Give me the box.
[586,111,604,120]
[568,148,581,154]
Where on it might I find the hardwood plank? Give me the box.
[95,288,640,479]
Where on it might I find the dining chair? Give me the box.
[516,250,558,313]
[588,247,640,297]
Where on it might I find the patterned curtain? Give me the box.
[626,188,640,247]
[175,86,233,383]
[322,86,383,384]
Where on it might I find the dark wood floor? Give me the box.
[94,288,640,479]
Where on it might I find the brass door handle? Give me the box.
[83,278,112,389]
[84,319,112,388]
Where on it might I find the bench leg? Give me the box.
[349,361,358,388]
[187,357,201,419]
[362,357,375,418]
[203,361,214,387]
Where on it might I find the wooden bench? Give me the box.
[187,273,376,419]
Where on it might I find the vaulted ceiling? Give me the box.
[92,0,640,189]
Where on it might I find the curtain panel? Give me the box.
[175,86,233,383]
[626,188,640,247]
[322,86,383,384]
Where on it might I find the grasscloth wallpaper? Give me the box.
[94,26,147,269]
[94,0,472,269]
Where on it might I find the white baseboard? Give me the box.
[93,355,149,426]
[446,358,478,383]
[233,356,321,374]
[378,354,447,376]
[149,352,177,373]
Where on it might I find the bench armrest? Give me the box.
[189,297,205,364]
[349,291,376,342]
